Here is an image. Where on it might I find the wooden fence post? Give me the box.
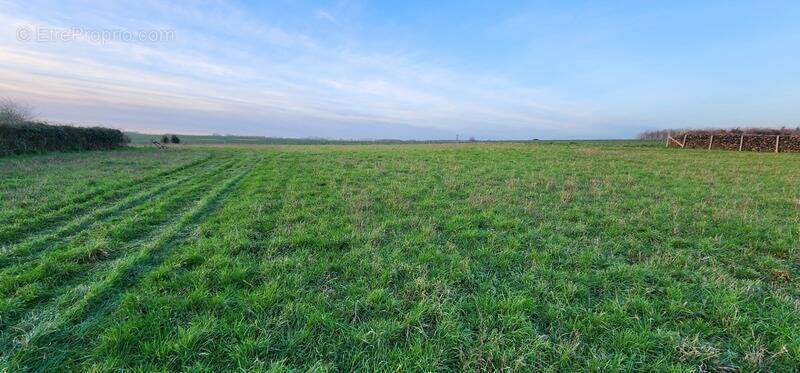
[708,135,714,150]
[776,135,780,153]
[738,135,744,151]
[682,134,687,148]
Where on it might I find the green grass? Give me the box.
[0,143,798,371]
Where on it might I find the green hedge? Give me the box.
[0,121,130,156]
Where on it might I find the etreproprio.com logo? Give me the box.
[16,26,175,44]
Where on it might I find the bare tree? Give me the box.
[0,97,35,123]
[638,128,691,140]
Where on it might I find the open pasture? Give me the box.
[0,143,798,371]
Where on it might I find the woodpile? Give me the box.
[742,136,777,152]
[779,136,800,152]
[666,128,800,153]
[712,134,741,151]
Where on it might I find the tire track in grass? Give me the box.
[0,155,241,276]
[0,154,215,246]
[0,153,213,227]
[0,154,215,245]
[0,153,213,224]
[0,159,243,330]
[2,157,261,371]
[0,157,247,293]
[0,155,215,252]
[0,159,253,346]
[74,155,289,370]
[0,157,238,267]
[0,156,236,267]
[87,155,290,371]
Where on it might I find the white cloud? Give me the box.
[0,1,629,139]
[313,9,338,24]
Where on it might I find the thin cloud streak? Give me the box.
[0,1,638,139]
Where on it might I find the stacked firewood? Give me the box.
[712,135,741,151]
[683,134,711,149]
[667,128,800,152]
[742,136,777,152]
[778,136,800,152]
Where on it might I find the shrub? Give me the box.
[161,135,170,144]
[0,97,34,123]
[170,134,181,144]
[0,120,129,156]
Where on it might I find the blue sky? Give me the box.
[1,0,799,139]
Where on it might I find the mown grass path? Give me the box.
[0,156,233,263]
[0,155,247,330]
[0,150,211,235]
[3,155,262,370]
[0,144,798,371]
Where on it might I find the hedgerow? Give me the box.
[0,120,129,156]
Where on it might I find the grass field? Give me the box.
[0,143,798,371]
